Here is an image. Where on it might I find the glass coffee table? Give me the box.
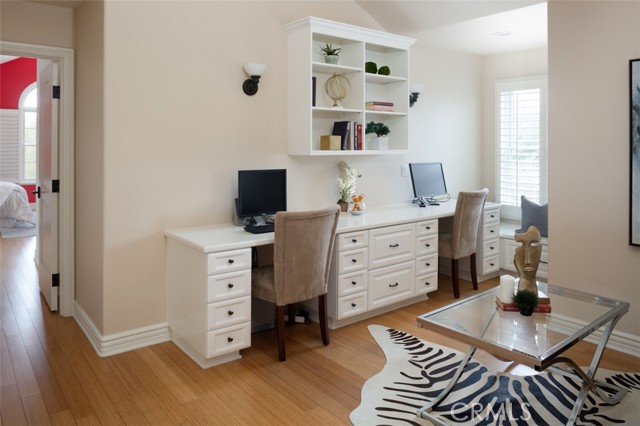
[416,283,629,426]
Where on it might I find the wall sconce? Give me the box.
[409,83,424,107]
[242,63,266,96]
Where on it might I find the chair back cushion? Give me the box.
[272,206,340,305]
[450,188,489,258]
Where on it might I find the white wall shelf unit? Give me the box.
[284,17,415,156]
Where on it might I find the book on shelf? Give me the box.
[365,101,394,106]
[353,121,358,150]
[366,105,394,112]
[495,297,552,313]
[331,121,351,150]
[356,123,363,150]
[312,77,316,107]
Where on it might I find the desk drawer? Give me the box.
[368,261,415,310]
[338,248,368,274]
[415,219,438,237]
[206,322,251,358]
[207,249,251,274]
[482,255,500,274]
[416,272,438,295]
[415,254,438,276]
[369,224,415,269]
[338,231,368,251]
[207,296,251,330]
[337,270,368,297]
[483,222,500,240]
[207,269,251,302]
[337,292,368,319]
[484,208,500,224]
[482,239,500,259]
[416,235,438,256]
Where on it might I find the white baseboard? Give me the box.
[74,302,171,357]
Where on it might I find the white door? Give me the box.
[36,59,59,311]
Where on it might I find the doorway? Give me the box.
[0,41,75,317]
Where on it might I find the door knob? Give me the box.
[32,187,41,199]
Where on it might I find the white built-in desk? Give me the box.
[165,201,500,368]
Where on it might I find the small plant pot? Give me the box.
[325,55,339,64]
[337,200,348,212]
[368,135,388,150]
[519,306,534,316]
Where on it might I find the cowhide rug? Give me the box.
[350,325,640,426]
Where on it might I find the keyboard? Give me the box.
[244,223,274,234]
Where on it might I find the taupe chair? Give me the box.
[251,206,340,361]
[438,189,489,299]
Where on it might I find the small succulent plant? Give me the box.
[321,43,341,56]
[365,121,390,137]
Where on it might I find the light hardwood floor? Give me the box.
[1,236,638,425]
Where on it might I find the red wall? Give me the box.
[0,57,37,109]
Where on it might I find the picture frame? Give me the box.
[630,59,640,246]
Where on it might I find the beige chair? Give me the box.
[251,206,340,361]
[438,189,489,299]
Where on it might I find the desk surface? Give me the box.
[164,200,498,253]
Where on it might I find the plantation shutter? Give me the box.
[496,77,547,210]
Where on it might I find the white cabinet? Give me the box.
[283,17,415,156]
[415,219,439,295]
[477,206,501,277]
[167,241,251,368]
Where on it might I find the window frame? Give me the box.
[495,75,548,221]
[18,82,38,184]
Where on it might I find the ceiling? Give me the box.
[356,0,547,55]
[19,0,547,56]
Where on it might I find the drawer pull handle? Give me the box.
[425,282,431,286]
[351,281,357,285]
[227,283,234,288]
[389,243,399,248]
[540,260,548,264]
[227,259,234,264]
[352,238,357,243]
[351,303,357,307]
[490,263,495,267]
[490,246,495,250]
[389,282,399,288]
[490,214,495,218]
[228,310,234,316]
[490,230,495,233]
[425,243,431,247]
[425,262,431,266]
[426,226,431,230]
[227,337,234,343]
[351,259,357,263]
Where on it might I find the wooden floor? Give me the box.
[1,236,638,425]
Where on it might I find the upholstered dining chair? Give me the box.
[251,206,340,361]
[438,188,489,299]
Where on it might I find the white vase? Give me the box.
[325,55,339,64]
[368,135,388,150]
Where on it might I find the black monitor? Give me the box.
[237,169,287,224]
[409,162,447,206]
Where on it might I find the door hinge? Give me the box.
[52,273,60,287]
[52,180,60,193]
[52,86,61,99]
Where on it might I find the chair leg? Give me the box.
[470,253,479,291]
[319,294,330,346]
[276,305,286,361]
[451,259,460,299]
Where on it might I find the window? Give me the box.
[19,83,37,183]
[495,76,548,220]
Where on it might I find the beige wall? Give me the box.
[95,1,483,335]
[0,0,74,48]
[75,0,105,330]
[548,1,640,335]
[481,48,548,205]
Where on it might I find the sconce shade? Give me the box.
[243,63,266,77]
[242,63,266,96]
[409,83,424,107]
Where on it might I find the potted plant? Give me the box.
[365,121,390,150]
[512,289,539,316]
[321,43,341,64]
[337,161,360,212]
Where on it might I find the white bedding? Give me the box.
[0,182,36,226]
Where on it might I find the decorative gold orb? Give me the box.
[324,73,351,107]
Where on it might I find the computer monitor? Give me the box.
[409,162,447,206]
[237,169,287,224]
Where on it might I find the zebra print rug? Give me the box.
[350,325,640,426]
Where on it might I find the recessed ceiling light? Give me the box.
[493,31,512,37]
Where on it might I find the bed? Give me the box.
[0,181,36,227]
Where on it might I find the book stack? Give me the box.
[495,296,552,313]
[365,101,394,111]
[332,121,363,150]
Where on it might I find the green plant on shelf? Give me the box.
[365,122,390,137]
[321,43,341,57]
